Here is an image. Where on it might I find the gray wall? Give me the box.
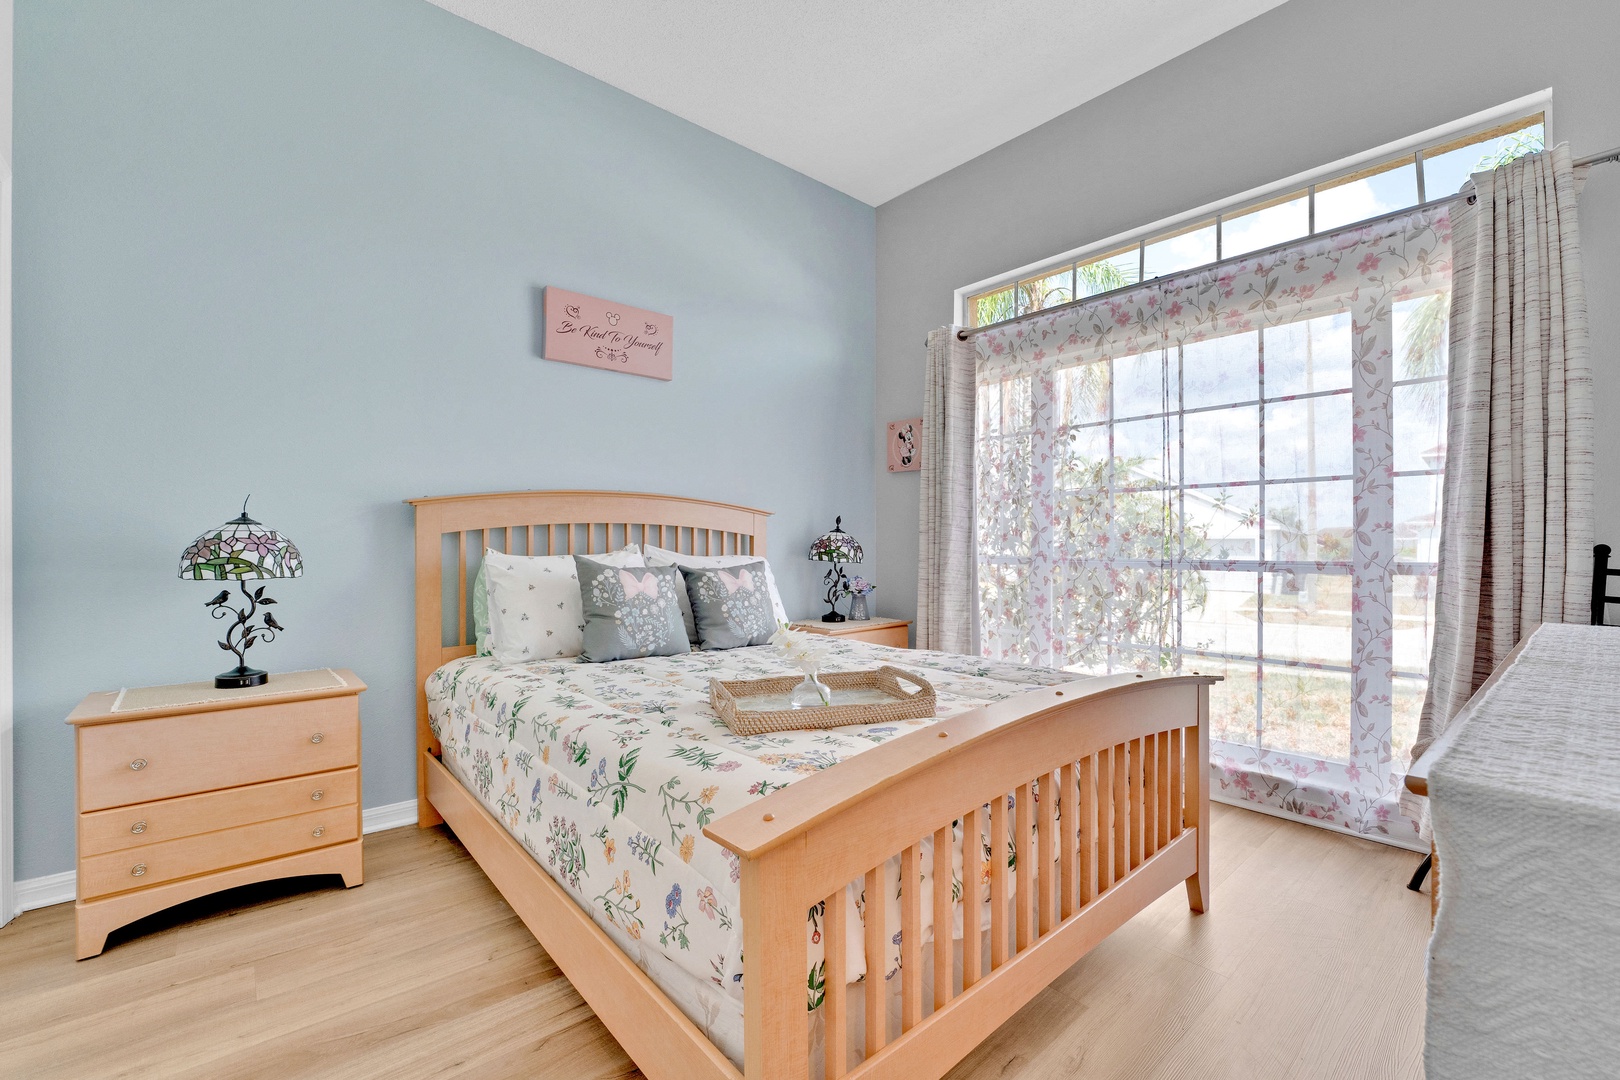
[875,0,1620,633]
[13,0,875,879]
[0,0,11,171]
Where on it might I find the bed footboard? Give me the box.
[705,672,1214,1080]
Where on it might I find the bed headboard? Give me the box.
[407,489,771,824]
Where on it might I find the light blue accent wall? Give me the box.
[13,0,875,878]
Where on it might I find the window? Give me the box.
[964,111,1544,328]
[965,105,1548,835]
[980,309,1383,751]
[969,106,1548,839]
[976,224,1450,839]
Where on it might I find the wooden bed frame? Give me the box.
[411,490,1213,1080]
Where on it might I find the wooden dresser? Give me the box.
[67,669,366,958]
[792,616,912,649]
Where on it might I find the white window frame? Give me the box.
[954,89,1553,327]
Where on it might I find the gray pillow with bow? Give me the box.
[575,557,690,662]
[681,560,777,650]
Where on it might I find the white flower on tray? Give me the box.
[771,622,832,705]
[770,622,823,671]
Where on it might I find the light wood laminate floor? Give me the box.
[0,805,1430,1079]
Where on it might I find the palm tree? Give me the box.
[1076,258,1133,297]
[976,256,1139,328]
[1399,292,1448,416]
[973,289,1016,327]
[1399,129,1546,414]
[1017,274,1072,315]
[1474,128,1544,169]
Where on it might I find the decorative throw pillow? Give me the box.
[682,561,778,650]
[642,545,788,642]
[482,547,643,664]
[575,557,691,662]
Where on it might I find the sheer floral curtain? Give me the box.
[975,207,1452,842]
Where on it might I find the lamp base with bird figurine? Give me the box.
[203,579,287,688]
[215,665,270,689]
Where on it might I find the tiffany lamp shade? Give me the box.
[808,516,863,623]
[178,497,303,688]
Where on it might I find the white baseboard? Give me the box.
[8,799,422,918]
[14,870,74,914]
[361,799,418,834]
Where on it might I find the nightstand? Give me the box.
[67,668,366,959]
[792,616,912,649]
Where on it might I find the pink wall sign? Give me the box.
[543,287,673,381]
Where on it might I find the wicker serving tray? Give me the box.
[709,666,936,736]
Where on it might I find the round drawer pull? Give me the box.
[129,758,148,771]
[312,826,326,838]
[131,863,147,877]
[311,789,325,802]
[130,820,148,835]
[309,732,324,744]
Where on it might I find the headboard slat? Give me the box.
[456,532,468,648]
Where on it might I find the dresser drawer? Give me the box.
[78,696,359,812]
[78,805,359,900]
[78,767,358,856]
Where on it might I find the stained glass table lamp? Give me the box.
[178,497,303,688]
[809,516,863,623]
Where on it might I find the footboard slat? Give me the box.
[825,885,850,1080]
[1144,733,1158,858]
[712,675,1215,1080]
[1130,737,1145,870]
[1096,746,1113,890]
[1014,781,1034,952]
[961,806,983,990]
[900,844,923,1032]
[1112,742,1128,882]
[931,825,953,1011]
[1058,763,1077,920]
[1156,730,1170,849]
[989,795,1009,970]
[1038,771,1057,936]
[863,866,885,1056]
[1169,728,1183,839]
[1078,755,1096,906]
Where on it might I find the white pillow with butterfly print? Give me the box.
[483,548,644,666]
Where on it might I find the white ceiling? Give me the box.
[427,1,1288,206]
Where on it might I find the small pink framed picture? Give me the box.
[887,418,921,472]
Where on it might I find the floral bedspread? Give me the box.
[426,639,1071,1014]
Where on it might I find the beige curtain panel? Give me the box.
[1412,144,1594,778]
[917,327,978,654]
